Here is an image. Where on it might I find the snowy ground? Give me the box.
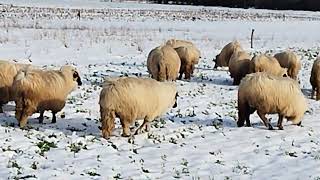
[0,1,320,179]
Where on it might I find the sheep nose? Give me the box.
[173,101,177,108]
[77,77,82,86]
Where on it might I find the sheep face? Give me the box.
[73,71,82,86]
[213,55,219,68]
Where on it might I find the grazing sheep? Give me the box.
[214,41,243,68]
[310,58,320,100]
[228,50,251,85]
[147,45,181,81]
[174,45,201,80]
[99,77,177,138]
[250,54,288,77]
[12,65,82,128]
[165,39,194,48]
[274,50,301,80]
[0,60,32,113]
[238,72,307,130]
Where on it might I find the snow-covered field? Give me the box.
[0,1,320,179]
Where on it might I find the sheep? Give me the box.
[174,45,201,80]
[214,41,243,68]
[310,57,320,100]
[228,50,251,85]
[12,65,82,128]
[237,72,307,130]
[99,77,177,138]
[0,60,32,113]
[274,50,301,80]
[250,54,288,77]
[165,39,194,48]
[147,45,181,81]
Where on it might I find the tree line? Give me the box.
[146,0,320,11]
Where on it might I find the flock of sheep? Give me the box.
[0,39,320,139]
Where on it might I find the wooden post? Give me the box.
[251,29,255,49]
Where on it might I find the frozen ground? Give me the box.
[0,1,320,179]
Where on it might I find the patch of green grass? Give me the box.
[36,140,57,156]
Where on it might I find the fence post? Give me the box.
[251,29,255,48]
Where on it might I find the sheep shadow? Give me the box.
[0,113,102,138]
[301,88,312,98]
[167,115,238,129]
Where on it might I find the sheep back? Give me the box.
[165,39,194,48]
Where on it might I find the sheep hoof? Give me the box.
[297,122,302,126]
[278,126,284,130]
[245,123,251,127]
[121,133,131,137]
[268,126,274,130]
[0,108,3,113]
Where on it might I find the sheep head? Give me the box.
[60,65,82,86]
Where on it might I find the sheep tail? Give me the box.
[158,58,166,81]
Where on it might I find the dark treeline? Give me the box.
[146,0,320,11]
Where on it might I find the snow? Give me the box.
[0,1,320,179]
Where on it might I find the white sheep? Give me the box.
[238,72,307,130]
[12,65,82,128]
[274,50,301,80]
[99,77,177,138]
[174,45,201,80]
[250,54,288,77]
[147,45,181,81]
[0,60,32,113]
[310,57,320,100]
[228,50,251,85]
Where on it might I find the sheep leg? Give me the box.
[134,119,151,135]
[246,107,255,127]
[51,112,57,123]
[121,120,131,137]
[19,107,34,128]
[100,110,115,139]
[38,110,44,123]
[257,111,273,130]
[316,88,320,101]
[184,64,192,80]
[277,114,284,130]
[297,121,302,126]
[0,106,3,113]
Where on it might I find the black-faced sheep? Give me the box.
[228,50,251,85]
[250,54,288,77]
[147,45,181,81]
[12,65,82,128]
[0,60,32,113]
[174,45,201,80]
[310,57,320,100]
[238,72,307,130]
[274,50,301,80]
[214,41,243,68]
[99,77,177,138]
